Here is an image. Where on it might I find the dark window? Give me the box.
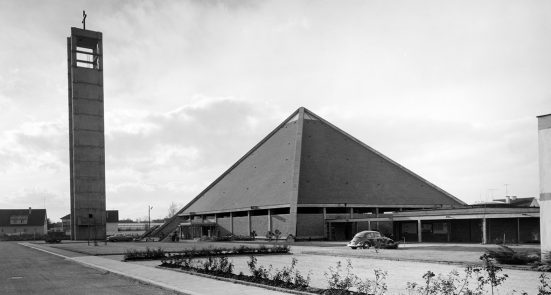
[217,212,231,218]
[353,208,374,214]
[271,208,290,215]
[326,207,348,214]
[232,211,248,217]
[297,207,323,214]
[250,210,268,216]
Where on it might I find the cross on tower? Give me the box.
[82,10,87,30]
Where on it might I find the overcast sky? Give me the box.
[1,0,550,221]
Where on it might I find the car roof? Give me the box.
[356,230,380,234]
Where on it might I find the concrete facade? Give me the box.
[67,27,106,240]
[539,114,551,257]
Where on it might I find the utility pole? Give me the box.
[148,205,153,231]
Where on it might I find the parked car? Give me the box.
[107,234,134,242]
[347,230,399,249]
[44,231,65,243]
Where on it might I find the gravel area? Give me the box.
[124,241,542,294]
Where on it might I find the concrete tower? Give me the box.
[67,27,106,240]
[539,114,551,258]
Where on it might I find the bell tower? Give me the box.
[67,26,106,240]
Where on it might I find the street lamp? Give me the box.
[148,205,153,231]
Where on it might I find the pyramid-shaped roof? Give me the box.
[180,107,464,215]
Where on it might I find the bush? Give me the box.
[356,269,387,295]
[324,259,358,292]
[162,254,312,292]
[124,247,165,261]
[269,257,311,289]
[0,233,47,241]
[159,251,551,295]
[539,273,551,295]
[165,245,290,261]
[406,254,511,295]
[533,252,551,272]
[486,245,539,265]
[202,234,255,241]
[247,255,272,280]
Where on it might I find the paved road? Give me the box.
[0,242,180,295]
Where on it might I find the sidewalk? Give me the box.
[21,242,290,295]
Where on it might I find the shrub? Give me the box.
[294,268,312,289]
[165,245,290,261]
[270,257,311,289]
[202,234,254,241]
[247,255,272,281]
[533,252,551,272]
[539,273,551,295]
[357,269,387,295]
[324,259,359,292]
[407,269,477,295]
[486,245,539,265]
[406,254,511,295]
[479,253,509,295]
[124,247,165,261]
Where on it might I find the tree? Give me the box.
[167,202,180,218]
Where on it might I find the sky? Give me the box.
[1,0,550,221]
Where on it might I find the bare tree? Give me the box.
[167,202,180,218]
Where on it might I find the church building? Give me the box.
[154,107,465,241]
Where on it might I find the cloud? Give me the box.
[0,120,67,172]
[103,97,289,216]
[106,96,283,171]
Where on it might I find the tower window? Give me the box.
[76,46,100,69]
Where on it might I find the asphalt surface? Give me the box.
[0,241,181,295]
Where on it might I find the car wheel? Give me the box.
[350,247,357,250]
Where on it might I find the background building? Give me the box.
[0,208,47,239]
